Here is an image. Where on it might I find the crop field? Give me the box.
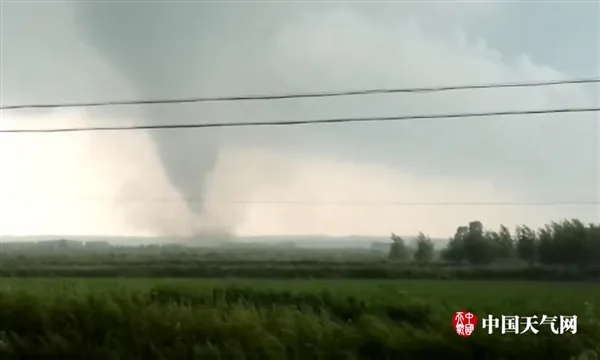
[0,278,598,359]
[2,250,600,281]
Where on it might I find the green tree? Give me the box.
[464,221,496,265]
[437,219,600,267]
[536,221,600,266]
[388,233,410,261]
[537,224,557,265]
[516,225,537,265]
[413,232,434,264]
[561,219,592,265]
[441,226,467,264]
[496,225,515,259]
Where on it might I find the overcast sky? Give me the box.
[1,0,599,239]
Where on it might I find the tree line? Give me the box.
[389,219,600,266]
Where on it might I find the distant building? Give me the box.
[468,221,483,234]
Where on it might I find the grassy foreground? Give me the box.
[0,279,598,359]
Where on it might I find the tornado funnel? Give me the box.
[74,2,221,234]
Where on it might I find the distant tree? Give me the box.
[413,232,434,264]
[485,230,501,251]
[516,225,537,265]
[535,220,600,266]
[417,219,600,267]
[441,226,467,264]
[464,221,496,265]
[562,219,593,265]
[456,226,469,240]
[388,233,410,261]
[537,224,556,265]
[587,224,600,265]
[547,219,597,266]
[490,225,514,260]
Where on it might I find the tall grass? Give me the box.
[0,283,597,359]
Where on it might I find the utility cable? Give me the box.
[1,107,598,133]
[2,78,598,111]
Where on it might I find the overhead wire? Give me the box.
[1,107,598,133]
[1,78,598,111]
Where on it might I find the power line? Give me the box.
[1,107,598,133]
[1,78,598,111]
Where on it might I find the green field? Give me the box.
[0,278,598,359]
[2,250,600,280]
